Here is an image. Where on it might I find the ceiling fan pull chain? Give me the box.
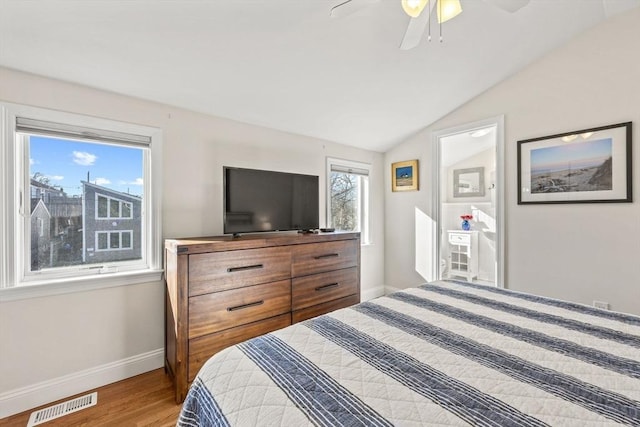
[428,0,432,42]
[439,0,443,42]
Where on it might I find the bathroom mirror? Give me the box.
[453,167,485,197]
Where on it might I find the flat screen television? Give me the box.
[223,166,319,236]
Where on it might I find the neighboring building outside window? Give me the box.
[326,158,371,245]
[85,181,141,262]
[37,218,44,237]
[0,103,162,296]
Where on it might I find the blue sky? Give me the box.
[531,138,612,174]
[395,166,413,179]
[29,136,143,197]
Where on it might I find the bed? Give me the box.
[177,279,640,426]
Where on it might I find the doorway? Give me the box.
[432,117,504,287]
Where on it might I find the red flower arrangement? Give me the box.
[460,214,473,221]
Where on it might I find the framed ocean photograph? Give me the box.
[392,159,418,192]
[517,122,632,204]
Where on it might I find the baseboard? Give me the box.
[0,348,164,419]
[384,285,405,295]
[361,285,385,301]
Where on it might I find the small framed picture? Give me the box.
[517,122,632,204]
[392,159,419,192]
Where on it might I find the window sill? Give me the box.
[0,269,164,302]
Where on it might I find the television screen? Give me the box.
[224,167,319,235]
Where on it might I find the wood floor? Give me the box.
[0,369,182,427]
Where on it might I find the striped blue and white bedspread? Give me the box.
[178,280,640,426]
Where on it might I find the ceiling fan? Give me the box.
[330,0,530,50]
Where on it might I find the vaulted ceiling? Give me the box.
[1,0,637,152]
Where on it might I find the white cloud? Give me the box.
[119,178,144,186]
[48,175,64,181]
[73,151,97,166]
[95,178,111,186]
[30,158,36,166]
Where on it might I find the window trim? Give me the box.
[0,102,163,301]
[326,157,371,245]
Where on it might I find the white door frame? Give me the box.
[431,116,505,287]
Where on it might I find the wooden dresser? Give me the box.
[164,231,360,402]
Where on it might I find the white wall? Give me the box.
[385,9,640,316]
[0,67,385,416]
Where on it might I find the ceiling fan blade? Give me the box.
[483,0,530,13]
[330,0,379,18]
[602,0,640,18]
[399,15,428,50]
[399,1,433,50]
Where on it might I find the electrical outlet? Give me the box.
[593,300,609,310]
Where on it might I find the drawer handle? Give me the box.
[314,253,339,260]
[315,282,339,292]
[227,300,264,312]
[227,264,264,273]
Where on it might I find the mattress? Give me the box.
[177,279,640,426]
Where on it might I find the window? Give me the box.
[96,195,133,219]
[326,158,371,244]
[0,103,162,296]
[96,231,133,251]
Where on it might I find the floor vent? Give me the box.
[27,392,97,426]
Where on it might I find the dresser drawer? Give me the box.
[188,313,291,381]
[292,267,358,311]
[189,279,291,338]
[188,246,291,296]
[291,240,357,277]
[448,233,470,245]
[292,294,360,324]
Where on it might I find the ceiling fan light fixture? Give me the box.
[437,0,462,23]
[401,0,429,18]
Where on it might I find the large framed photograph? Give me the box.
[517,122,632,204]
[392,159,418,192]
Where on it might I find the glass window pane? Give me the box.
[122,202,131,218]
[330,172,359,231]
[110,232,120,249]
[109,199,120,218]
[26,134,143,271]
[98,233,108,250]
[97,196,108,218]
[122,231,131,248]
